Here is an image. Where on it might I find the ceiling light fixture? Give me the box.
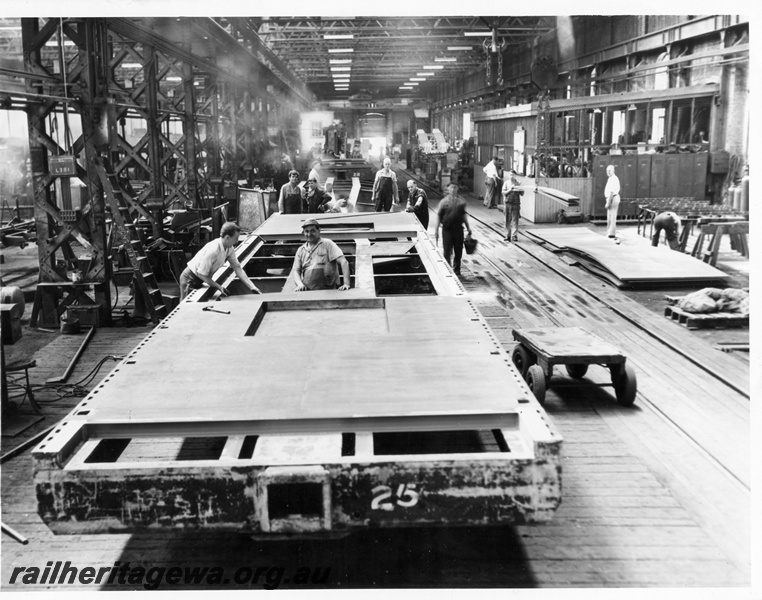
[406,82,419,86]
[463,31,492,37]
[447,46,473,51]
[328,48,354,53]
[329,58,352,64]
[417,72,435,76]
[324,33,354,40]
[166,76,183,82]
[399,86,413,89]
[422,65,445,70]
[434,57,456,62]
[330,66,351,72]
[410,77,426,81]
[120,63,143,69]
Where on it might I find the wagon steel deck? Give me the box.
[33,212,562,535]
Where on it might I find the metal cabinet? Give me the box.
[592,152,707,217]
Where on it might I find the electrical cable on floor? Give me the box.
[5,355,125,403]
[111,278,120,311]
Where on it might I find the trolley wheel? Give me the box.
[565,363,588,379]
[511,344,536,377]
[612,362,637,406]
[526,364,547,404]
[557,211,567,224]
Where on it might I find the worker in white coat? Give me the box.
[604,164,621,239]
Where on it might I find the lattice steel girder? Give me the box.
[22,18,109,295]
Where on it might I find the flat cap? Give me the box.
[301,218,320,229]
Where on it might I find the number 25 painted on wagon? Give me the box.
[371,483,420,511]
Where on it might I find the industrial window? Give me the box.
[654,52,669,90]
[650,107,666,144]
[311,122,323,138]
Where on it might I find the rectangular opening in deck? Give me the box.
[372,430,509,455]
[84,437,228,463]
[374,274,437,296]
[267,483,324,519]
[246,299,388,337]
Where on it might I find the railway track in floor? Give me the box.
[395,167,749,400]
[393,166,750,582]
[401,168,749,488]
[0,181,751,588]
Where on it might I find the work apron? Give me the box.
[375,174,394,212]
[281,185,303,214]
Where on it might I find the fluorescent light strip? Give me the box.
[121,63,143,69]
[330,66,351,72]
[410,77,426,81]
[166,77,183,82]
[399,86,413,89]
[328,48,354,53]
[434,57,457,62]
[422,65,445,70]
[417,72,435,76]
[324,34,354,40]
[463,31,492,37]
[405,82,419,86]
[447,46,473,50]
[329,58,352,64]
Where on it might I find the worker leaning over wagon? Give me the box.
[405,179,429,230]
[179,222,262,300]
[291,219,351,292]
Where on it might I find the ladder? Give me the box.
[95,157,168,324]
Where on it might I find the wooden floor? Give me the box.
[1,176,752,590]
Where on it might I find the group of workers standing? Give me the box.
[181,155,685,301]
[277,161,353,215]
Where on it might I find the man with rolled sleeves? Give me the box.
[180,222,261,300]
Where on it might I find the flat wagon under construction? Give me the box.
[33,212,562,536]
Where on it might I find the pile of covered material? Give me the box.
[677,288,750,316]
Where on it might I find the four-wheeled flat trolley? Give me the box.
[511,326,637,406]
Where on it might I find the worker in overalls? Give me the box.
[278,169,305,214]
[652,211,682,251]
[371,156,399,212]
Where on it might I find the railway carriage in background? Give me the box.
[33,212,562,535]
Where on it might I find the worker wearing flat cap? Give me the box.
[180,222,261,300]
[290,219,351,291]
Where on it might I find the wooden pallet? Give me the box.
[664,304,748,329]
